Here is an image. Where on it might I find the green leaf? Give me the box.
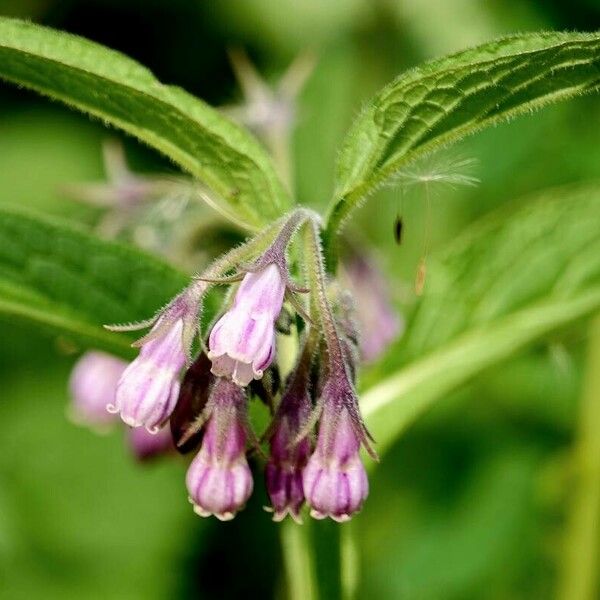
[361,184,600,459]
[0,17,291,228]
[0,206,188,355]
[327,32,600,245]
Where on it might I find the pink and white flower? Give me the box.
[108,317,186,433]
[68,351,127,429]
[302,379,369,522]
[208,264,286,386]
[186,378,253,520]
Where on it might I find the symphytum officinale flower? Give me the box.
[186,377,253,520]
[302,377,370,522]
[108,316,186,432]
[208,263,286,386]
[264,334,315,522]
[68,351,127,429]
[169,352,214,454]
[207,209,309,386]
[68,350,174,461]
[107,288,201,433]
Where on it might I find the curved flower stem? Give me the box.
[303,217,377,458]
[303,218,348,368]
[190,215,282,286]
[280,519,318,600]
[558,315,600,600]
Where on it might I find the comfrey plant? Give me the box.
[0,18,598,537]
[104,208,377,521]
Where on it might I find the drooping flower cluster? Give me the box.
[71,208,389,522]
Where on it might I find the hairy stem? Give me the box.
[303,219,347,368]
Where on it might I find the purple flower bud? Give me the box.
[109,317,186,433]
[303,382,369,522]
[342,252,403,362]
[186,378,253,520]
[265,378,312,522]
[208,264,286,386]
[127,425,174,461]
[170,352,213,454]
[68,351,127,429]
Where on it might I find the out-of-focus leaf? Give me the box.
[0,206,188,355]
[327,32,600,244]
[213,0,371,54]
[0,361,202,600]
[0,109,104,219]
[362,184,600,457]
[362,449,539,599]
[0,17,291,229]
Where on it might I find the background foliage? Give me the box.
[0,1,599,599]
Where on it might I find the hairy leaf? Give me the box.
[328,32,600,245]
[0,17,291,228]
[0,207,188,355]
[361,184,600,459]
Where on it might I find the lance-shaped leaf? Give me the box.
[360,184,600,460]
[328,32,600,244]
[0,17,291,228]
[0,206,188,356]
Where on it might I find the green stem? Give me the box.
[280,520,318,600]
[558,315,600,600]
[276,320,319,600]
[340,523,359,600]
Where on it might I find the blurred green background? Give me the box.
[1,1,599,598]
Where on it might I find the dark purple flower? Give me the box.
[170,352,213,454]
[68,351,127,429]
[208,264,286,386]
[186,378,253,520]
[265,368,312,522]
[302,377,369,522]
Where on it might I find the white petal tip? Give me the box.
[121,415,142,428]
[192,505,211,518]
[264,505,304,524]
[191,504,236,521]
[331,514,352,523]
[215,512,235,522]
